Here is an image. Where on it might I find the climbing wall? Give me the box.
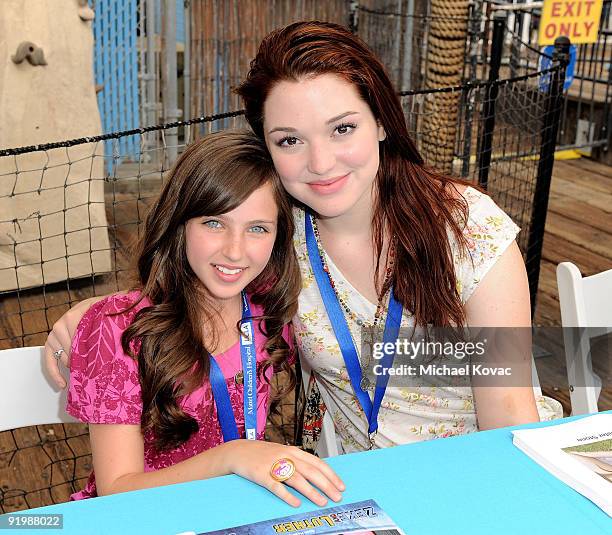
[0,0,111,292]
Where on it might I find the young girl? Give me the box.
[65,130,344,507]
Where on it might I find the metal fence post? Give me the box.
[477,11,506,189]
[162,0,179,166]
[401,0,415,92]
[142,0,158,162]
[526,36,571,318]
[184,0,191,124]
[460,0,484,177]
[145,0,157,129]
[348,1,359,34]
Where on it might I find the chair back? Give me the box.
[556,262,612,414]
[0,346,77,433]
[557,261,612,334]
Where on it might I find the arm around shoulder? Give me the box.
[44,293,118,388]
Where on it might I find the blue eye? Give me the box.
[249,225,268,234]
[277,136,300,147]
[335,122,357,135]
[204,220,222,229]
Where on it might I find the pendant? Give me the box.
[234,371,244,385]
[360,375,371,392]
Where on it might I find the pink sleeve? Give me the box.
[66,294,145,425]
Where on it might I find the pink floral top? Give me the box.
[67,291,290,499]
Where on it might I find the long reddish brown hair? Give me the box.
[236,21,470,328]
[121,130,300,451]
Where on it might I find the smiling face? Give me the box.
[263,74,386,219]
[184,181,278,304]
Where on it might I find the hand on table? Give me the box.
[226,440,345,508]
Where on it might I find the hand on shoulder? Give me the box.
[44,292,120,389]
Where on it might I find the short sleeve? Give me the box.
[455,188,520,303]
[66,293,147,425]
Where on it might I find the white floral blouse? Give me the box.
[292,186,562,453]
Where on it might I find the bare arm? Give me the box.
[89,424,344,507]
[44,295,110,388]
[464,241,540,429]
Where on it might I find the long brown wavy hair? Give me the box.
[121,130,300,451]
[236,21,471,328]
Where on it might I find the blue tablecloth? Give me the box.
[4,415,611,535]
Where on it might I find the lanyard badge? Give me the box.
[209,291,258,442]
[305,214,403,447]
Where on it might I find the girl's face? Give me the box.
[263,73,385,219]
[185,181,278,304]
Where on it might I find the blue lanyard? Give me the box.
[208,292,257,442]
[305,213,403,440]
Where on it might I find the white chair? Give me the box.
[556,262,612,415]
[0,346,77,432]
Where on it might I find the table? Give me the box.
[4,415,611,535]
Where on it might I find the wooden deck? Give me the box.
[535,157,612,325]
[533,156,611,415]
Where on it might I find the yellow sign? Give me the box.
[538,0,604,45]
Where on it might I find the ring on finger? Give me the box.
[270,458,296,482]
[53,348,65,360]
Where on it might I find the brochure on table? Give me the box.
[192,499,405,535]
[512,413,612,516]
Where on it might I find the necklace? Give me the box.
[311,216,397,391]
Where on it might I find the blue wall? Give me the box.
[93,1,185,173]
[93,0,140,174]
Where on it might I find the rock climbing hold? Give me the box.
[11,42,47,66]
[77,0,95,21]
